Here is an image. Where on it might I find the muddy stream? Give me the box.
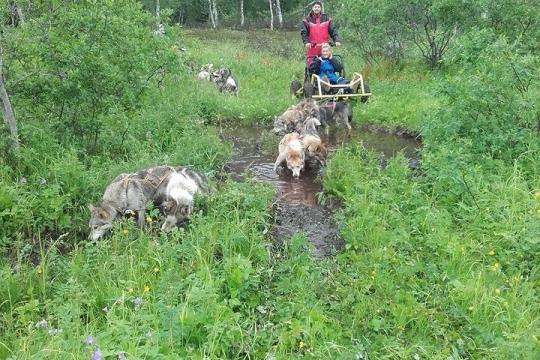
[221,125,420,258]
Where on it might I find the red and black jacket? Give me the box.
[301,12,340,45]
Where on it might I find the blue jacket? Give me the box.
[308,56,344,84]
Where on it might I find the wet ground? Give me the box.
[221,124,420,257]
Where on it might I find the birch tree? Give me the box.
[155,0,160,18]
[208,0,216,28]
[0,42,19,151]
[208,0,218,28]
[269,0,274,30]
[240,0,244,27]
[212,0,219,27]
[275,0,283,28]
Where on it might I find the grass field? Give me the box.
[0,29,538,359]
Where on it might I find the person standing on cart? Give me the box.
[301,1,341,65]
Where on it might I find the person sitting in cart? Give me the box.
[301,1,341,64]
[309,44,347,85]
[308,44,361,94]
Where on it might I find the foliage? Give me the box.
[140,0,307,27]
[3,0,179,148]
[323,147,539,358]
[1,3,540,358]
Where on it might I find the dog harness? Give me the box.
[322,101,337,116]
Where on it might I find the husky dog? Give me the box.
[272,98,320,135]
[197,64,214,81]
[212,68,238,95]
[88,166,174,241]
[274,132,305,178]
[154,167,208,232]
[296,98,320,119]
[154,23,165,37]
[318,101,353,133]
[272,108,304,135]
[300,117,327,167]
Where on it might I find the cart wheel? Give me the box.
[303,81,314,98]
[290,80,302,98]
[360,82,370,103]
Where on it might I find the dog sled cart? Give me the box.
[290,52,372,103]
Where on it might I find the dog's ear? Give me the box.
[97,208,108,219]
[89,204,95,213]
[162,200,174,213]
[179,206,190,216]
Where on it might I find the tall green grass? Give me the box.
[1,28,538,359]
[323,147,540,358]
[179,29,435,130]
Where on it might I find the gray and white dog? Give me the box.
[88,166,208,240]
[212,68,238,95]
[197,64,214,81]
[318,101,353,133]
[153,167,208,232]
[88,166,174,241]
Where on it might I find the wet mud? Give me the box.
[221,124,420,258]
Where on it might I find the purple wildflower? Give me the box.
[84,335,95,346]
[91,349,103,360]
[35,319,48,329]
[132,297,143,309]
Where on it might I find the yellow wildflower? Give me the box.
[495,288,501,295]
[533,335,539,342]
[144,285,151,293]
[488,250,495,256]
[122,229,129,236]
[534,191,540,200]
[128,287,134,294]
[146,216,153,224]
[468,306,474,311]
[153,267,160,273]
[37,266,43,274]
[299,341,305,349]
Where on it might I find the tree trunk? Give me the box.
[269,0,274,30]
[14,1,25,24]
[275,0,283,28]
[0,44,19,151]
[9,1,25,26]
[240,0,245,27]
[155,0,160,19]
[212,0,219,27]
[208,0,216,28]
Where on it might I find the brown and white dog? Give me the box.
[300,117,327,166]
[274,132,305,178]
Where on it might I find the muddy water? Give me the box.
[221,125,420,257]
